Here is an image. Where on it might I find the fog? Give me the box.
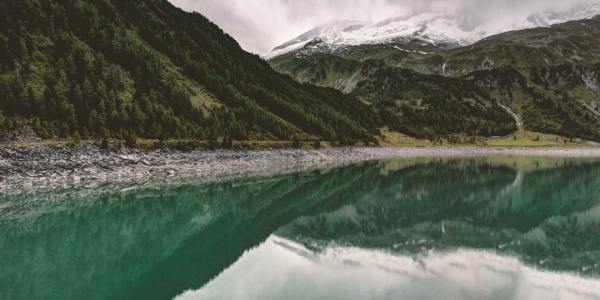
[170,0,600,55]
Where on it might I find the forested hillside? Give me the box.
[271,52,518,138]
[270,17,600,141]
[0,0,379,143]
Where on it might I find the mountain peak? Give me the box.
[268,2,600,59]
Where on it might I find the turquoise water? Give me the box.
[1,157,600,300]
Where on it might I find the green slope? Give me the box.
[0,0,379,143]
[270,16,600,141]
[271,53,517,138]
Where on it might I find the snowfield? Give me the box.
[267,2,600,58]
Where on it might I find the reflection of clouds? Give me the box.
[177,236,600,300]
[276,158,600,278]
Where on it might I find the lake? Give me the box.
[1,157,600,300]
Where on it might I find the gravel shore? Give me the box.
[1,143,600,188]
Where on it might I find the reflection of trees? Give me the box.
[278,159,600,276]
[1,158,599,300]
[0,162,380,300]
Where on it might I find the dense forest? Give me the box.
[271,51,518,139]
[353,61,517,138]
[0,0,380,144]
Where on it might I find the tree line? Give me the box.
[0,0,379,143]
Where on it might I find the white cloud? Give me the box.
[170,0,600,55]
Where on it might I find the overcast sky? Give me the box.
[170,0,599,55]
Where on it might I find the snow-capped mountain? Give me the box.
[267,2,600,59]
[269,20,370,58]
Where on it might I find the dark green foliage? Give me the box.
[0,111,6,138]
[123,130,137,148]
[466,65,600,141]
[354,61,517,137]
[0,0,379,142]
[271,53,518,138]
[71,130,81,144]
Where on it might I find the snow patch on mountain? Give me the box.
[267,2,600,59]
[269,20,369,58]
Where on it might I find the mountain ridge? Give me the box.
[268,3,600,59]
[269,15,600,141]
[2,0,598,145]
[0,0,379,144]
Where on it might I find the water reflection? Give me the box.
[0,163,379,300]
[0,157,599,300]
[278,158,600,276]
[178,236,600,300]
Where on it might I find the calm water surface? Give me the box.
[1,157,600,300]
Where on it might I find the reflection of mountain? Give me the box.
[277,158,600,276]
[0,163,381,300]
[1,158,599,300]
[179,236,600,300]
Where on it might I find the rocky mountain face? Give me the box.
[269,15,600,141]
[268,2,600,59]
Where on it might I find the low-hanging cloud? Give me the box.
[170,0,600,55]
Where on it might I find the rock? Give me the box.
[0,158,11,168]
[1,142,600,188]
[8,125,42,143]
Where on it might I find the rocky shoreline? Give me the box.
[2,143,600,189]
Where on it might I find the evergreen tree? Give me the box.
[0,0,379,142]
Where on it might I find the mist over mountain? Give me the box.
[268,1,600,58]
[170,0,600,55]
